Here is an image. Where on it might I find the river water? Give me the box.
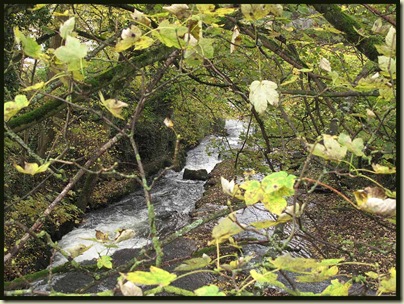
[50,119,247,267]
[31,119,339,295]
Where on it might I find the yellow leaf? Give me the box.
[353,187,396,216]
[163,117,174,128]
[114,229,136,243]
[196,4,215,13]
[372,163,396,174]
[4,102,20,121]
[162,4,190,19]
[95,230,110,242]
[53,10,70,17]
[30,4,46,11]
[134,36,154,50]
[131,9,151,27]
[66,244,92,258]
[14,161,51,175]
[209,213,244,245]
[22,81,45,91]
[230,25,241,54]
[99,91,128,119]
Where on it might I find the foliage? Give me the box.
[3,3,396,298]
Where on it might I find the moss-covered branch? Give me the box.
[312,4,382,62]
[7,45,175,133]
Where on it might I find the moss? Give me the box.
[8,99,65,132]
[312,4,381,62]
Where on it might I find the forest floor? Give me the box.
[181,158,397,296]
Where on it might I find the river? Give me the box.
[50,119,247,267]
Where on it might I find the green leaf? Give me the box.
[250,269,286,289]
[249,80,279,114]
[194,285,225,296]
[174,254,212,272]
[97,255,113,269]
[14,162,51,175]
[60,17,75,40]
[54,36,88,65]
[152,20,188,48]
[14,27,42,59]
[195,37,214,58]
[126,266,177,287]
[337,133,365,157]
[210,213,244,245]
[321,279,351,296]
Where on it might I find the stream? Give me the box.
[30,119,339,295]
[50,119,247,267]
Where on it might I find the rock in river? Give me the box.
[183,168,209,181]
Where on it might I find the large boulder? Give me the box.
[183,168,209,181]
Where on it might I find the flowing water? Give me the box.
[31,119,335,294]
[50,119,247,267]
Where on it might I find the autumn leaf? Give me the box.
[241,4,281,21]
[14,161,51,175]
[174,254,211,271]
[126,266,177,287]
[118,277,143,296]
[308,134,347,161]
[378,267,396,295]
[95,229,110,242]
[163,117,174,128]
[59,17,75,40]
[319,57,332,72]
[4,94,30,121]
[66,244,92,259]
[14,27,42,59]
[131,9,151,27]
[371,163,396,174]
[220,176,235,196]
[250,269,286,289]
[353,187,396,216]
[98,91,128,119]
[54,35,87,72]
[230,25,241,53]
[209,213,245,245]
[194,285,225,296]
[337,133,365,157]
[249,80,279,114]
[321,279,351,296]
[162,4,190,19]
[114,229,136,243]
[22,82,45,91]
